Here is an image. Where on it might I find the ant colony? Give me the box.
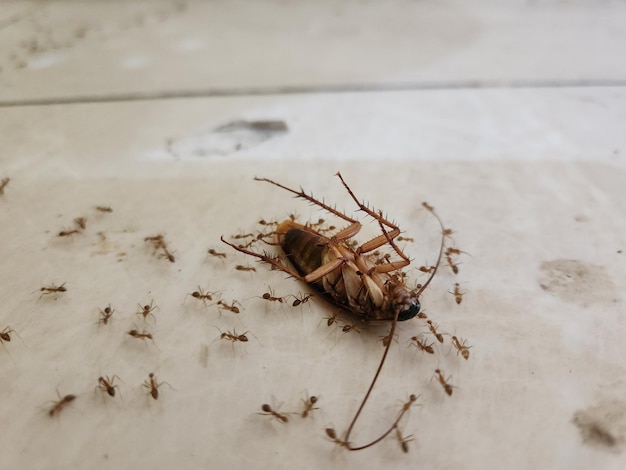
[222,172,469,452]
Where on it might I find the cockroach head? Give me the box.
[390,285,421,321]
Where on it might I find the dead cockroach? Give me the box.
[188,286,217,306]
[291,292,313,307]
[38,283,67,299]
[143,372,171,400]
[235,264,256,272]
[73,217,87,230]
[97,304,114,325]
[410,336,435,354]
[434,369,454,397]
[450,283,465,305]
[95,205,113,213]
[136,300,158,323]
[97,376,120,398]
[426,320,444,343]
[300,394,320,419]
[217,299,240,314]
[0,177,10,196]
[48,392,77,417]
[221,173,450,451]
[259,403,288,423]
[144,234,175,263]
[207,248,227,258]
[451,336,471,360]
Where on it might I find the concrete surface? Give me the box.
[0,1,625,469]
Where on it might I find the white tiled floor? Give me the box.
[1,2,625,469]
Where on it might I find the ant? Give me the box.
[325,428,348,448]
[97,305,114,325]
[127,329,159,350]
[144,234,175,263]
[260,287,286,303]
[0,326,16,344]
[291,292,313,307]
[445,253,460,275]
[259,403,289,423]
[394,426,414,453]
[217,299,241,314]
[95,205,113,213]
[38,283,67,299]
[143,373,171,400]
[136,300,158,323]
[232,232,254,240]
[57,228,81,238]
[396,236,414,242]
[48,392,77,417]
[235,265,256,272]
[342,323,360,334]
[97,376,121,398]
[323,311,341,327]
[418,265,436,274]
[0,177,10,196]
[434,369,454,397]
[218,328,249,343]
[258,218,278,226]
[450,283,465,305]
[451,336,471,360]
[300,395,319,419]
[379,332,398,348]
[73,217,87,230]
[188,287,216,306]
[426,320,444,343]
[410,336,435,354]
[207,248,227,258]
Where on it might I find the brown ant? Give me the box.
[73,217,87,230]
[260,287,286,303]
[235,264,256,272]
[217,299,241,314]
[450,283,465,305]
[325,428,348,448]
[0,326,16,344]
[144,234,175,263]
[127,329,159,350]
[291,292,313,307]
[207,248,227,258]
[188,287,217,306]
[445,253,460,275]
[136,300,158,323]
[451,336,471,360]
[0,177,10,196]
[97,304,114,325]
[342,323,360,334]
[410,336,435,354]
[418,265,436,274]
[379,332,398,348]
[394,426,414,453]
[95,205,113,213]
[57,228,81,238]
[232,232,254,239]
[97,376,121,397]
[258,218,277,226]
[434,369,454,397]
[218,328,249,343]
[38,283,67,299]
[396,236,414,242]
[426,320,444,343]
[299,394,320,419]
[48,392,77,417]
[259,403,289,423]
[323,311,341,327]
[143,373,172,400]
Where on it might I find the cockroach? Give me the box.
[137,301,158,323]
[97,376,120,397]
[300,395,319,419]
[95,205,113,213]
[434,369,454,397]
[0,177,10,196]
[291,292,313,307]
[207,248,227,258]
[143,372,171,400]
[235,264,256,272]
[188,287,217,306]
[221,173,449,451]
[48,393,76,417]
[38,283,67,299]
[450,283,465,305]
[259,403,288,423]
[217,299,240,314]
[451,336,471,360]
[426,320,444,343]
[97,305,114,325]
[410,336,435,354]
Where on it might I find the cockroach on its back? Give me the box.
[221,173,451,451]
